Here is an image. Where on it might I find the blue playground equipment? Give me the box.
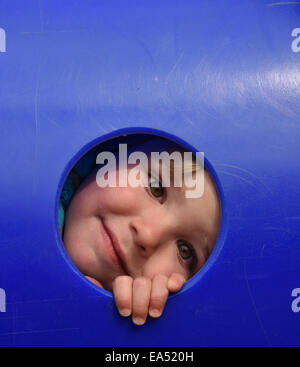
[0,0,300,346]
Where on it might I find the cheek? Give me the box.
[65,178,100,219]
[141,250,188,280]
[92,165,148,215]
[96,185,144,215]
[66,240,96,273]
[69,181,138,218]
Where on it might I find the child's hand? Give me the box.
[112,273,186,325]
[85,275,104,288]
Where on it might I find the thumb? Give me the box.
[85,275,104,288]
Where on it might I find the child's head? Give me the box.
[62,137,221,291]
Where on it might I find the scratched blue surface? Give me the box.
[0,0,300,346]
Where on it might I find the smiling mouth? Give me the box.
[100,220,128,275]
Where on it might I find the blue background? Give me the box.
[0,0,300,346]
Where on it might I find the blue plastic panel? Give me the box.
[0,0,300,346]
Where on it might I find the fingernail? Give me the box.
[120,309,131,317]
[149,309,161,318]
[132,316,145,326]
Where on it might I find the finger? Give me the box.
[167,273,186,293]
[132,277,151,326]
[85,275,103,288]
[149,274,168,318]
[112,276,133,317]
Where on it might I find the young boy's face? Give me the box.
[63,157,220,292]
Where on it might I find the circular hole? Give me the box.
[57,130,222,294]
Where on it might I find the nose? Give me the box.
[129,215,170,257]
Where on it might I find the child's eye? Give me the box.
[177,240,193,260]
[148,176,166,202]
[177,240,197,271]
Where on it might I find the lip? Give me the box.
[99,219,128,275]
